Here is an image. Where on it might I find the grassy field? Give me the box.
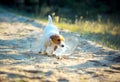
[54,16,120,50]
[0,6,120,50]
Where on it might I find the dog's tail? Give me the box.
[48,15,52,24]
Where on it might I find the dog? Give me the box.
[39,15,65,56]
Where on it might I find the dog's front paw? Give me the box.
[52,54,56,57]
[56,56,63,59]
[39,51,42,54]
[39,51,48,55]
[53,53,63,59]
[52,52,56,57]
[45,52,49,56]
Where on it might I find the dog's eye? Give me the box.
[57,39,60,41]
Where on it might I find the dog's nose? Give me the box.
[61,45,64,47]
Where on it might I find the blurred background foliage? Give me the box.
[0,0,120,50]
[0,0,120,22]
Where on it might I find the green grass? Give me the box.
[52,15,120,50]
[0,6,120,50]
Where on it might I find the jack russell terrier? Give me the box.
[39,15,65,56]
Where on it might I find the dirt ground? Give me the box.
[0,9,120,82]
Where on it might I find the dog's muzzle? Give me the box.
[59,42,65,47]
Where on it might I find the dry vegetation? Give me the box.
[49,15,120,50]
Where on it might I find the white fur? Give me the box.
[39,15,64,55]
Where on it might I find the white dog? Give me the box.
[39,15,65,56]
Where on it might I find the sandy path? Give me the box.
[0,9,120,82]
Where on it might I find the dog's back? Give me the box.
[44,15,59,36]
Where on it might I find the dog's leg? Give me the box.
[39,45,46,54]
[39,38,44,54]
[39,43,47,55]
[44,44,49,55]
[39,38,48,54]
[51,45,58,56]
[39,48,42,54]
[54,46,58,51]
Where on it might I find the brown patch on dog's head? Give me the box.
[60,35,65,41]
[50,34,65,45]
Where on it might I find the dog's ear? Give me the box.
[50,35,54,40]
[50,34,59,40]
[60,35,65,41]
[50,34,61,44]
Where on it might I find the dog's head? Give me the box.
[50,34,65,47]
